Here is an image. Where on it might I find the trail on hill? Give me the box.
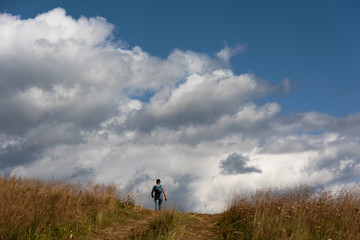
[178,213,221,240]
[87,210,221,240]
[87,209,155,240]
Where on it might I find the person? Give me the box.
[151,179,167,210]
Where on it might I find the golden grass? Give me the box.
[3,176,360,240]
[218,184,360,240]
[131,208,182,240]
[0,176,135,240]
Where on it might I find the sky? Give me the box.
[0,0,359,212]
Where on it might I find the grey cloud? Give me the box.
[219,153,261,175]
[259,138,316,154]
[282,112,360,137]
[336,113,360,136]
[176,102,282,146]
[167,175,201,211]
[26,122,84,145]
[305,137,360,184]
[0,143,42,170]
[0,122,84,170]
[67,167,95,182]
[124,169,151,194]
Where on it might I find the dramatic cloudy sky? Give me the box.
[1,1,360,212]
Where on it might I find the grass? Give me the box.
[0,175,136,240]
[218,184,360,240]
[2,176,360,240]
[131,208,182,240]
[130,207,221,240]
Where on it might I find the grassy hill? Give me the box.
[1,176,360,239]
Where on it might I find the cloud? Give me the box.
[1,8,360,213]
[219,153,261,175]
[125,71,272,131]
[216,42,247,62]
[304,134,360,184]
[280,77,293,95]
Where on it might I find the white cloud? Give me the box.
[1,8,360,213]
[216,42,247,62]
[125,70,272,130]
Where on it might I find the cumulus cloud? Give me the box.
[125,71,272,131]
[1,8,360,213]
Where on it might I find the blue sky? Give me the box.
[1,1,360,212]
[2,0,359,116]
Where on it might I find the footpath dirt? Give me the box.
[177,212,221,240]
[86,210,221,240]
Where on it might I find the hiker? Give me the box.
[151,179,167,210]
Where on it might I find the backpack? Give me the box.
[153,185,162,199]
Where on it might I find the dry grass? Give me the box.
[0,176,135,240]
[218,184,360,240]
[130,207,222,240]
[131,208,182,240]
[3,176,360,240]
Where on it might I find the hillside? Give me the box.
[1,176,360,239]
[0,176,222,239]
[88,210,221,239]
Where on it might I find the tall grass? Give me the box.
[0,176,134,240]
[131,208,181,240]
[4,176,360,239]
[218,184,360,240]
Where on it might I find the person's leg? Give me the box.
[158,198,163,210]
[155,199,159,210]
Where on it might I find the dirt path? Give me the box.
[87,209,157,240]
[178,213,221,239]
[86,210,221,240]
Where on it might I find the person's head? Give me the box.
[156,179,161,184]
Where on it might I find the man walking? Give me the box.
[151,179,167,210]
